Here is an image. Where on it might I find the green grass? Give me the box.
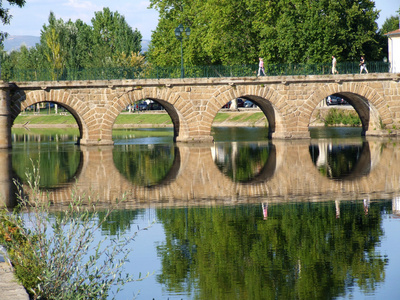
[12,127,79,135]
[14,111,266,126]
[15,114,76,125]
[213,113,231,123]
[114,113,172,125]
[241,112,265,122]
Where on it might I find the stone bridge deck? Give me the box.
[1,73,400,148]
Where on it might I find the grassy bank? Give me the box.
[13,111,268,128]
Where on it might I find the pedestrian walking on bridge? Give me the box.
[258,57,265,76]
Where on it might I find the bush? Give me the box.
[1,164,150,299]
[323,108,361,127]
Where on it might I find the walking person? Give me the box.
[359,56,368,74]
[258,57,265,76]
[332,56,339,74]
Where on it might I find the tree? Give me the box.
[377,7,400,61]
[0,0,25,44]
[147,0,382,66]
[91,7,142,68]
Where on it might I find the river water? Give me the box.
[3,126,400,299]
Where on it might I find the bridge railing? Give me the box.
[5,61,391,81]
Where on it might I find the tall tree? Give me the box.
[91,7,142,67]
[148,0,382,66]
[0,0,25,44]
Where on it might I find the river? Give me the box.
[3,126,400,299]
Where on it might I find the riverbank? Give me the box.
[13,109,269,129]
[0,247,29,300]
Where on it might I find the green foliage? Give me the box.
[0,209,44,291]
[1,8,144,77]
[0,163,150,299]
[148,0,383,66]
[323,108,361,127]
[380,12,400,35]
[91,8,142,68]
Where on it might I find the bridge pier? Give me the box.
[0,82,11,149]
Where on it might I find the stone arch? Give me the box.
[303,83,391,135]
[9,89,91,144]
[210,85,289,139]
[105,87,191,143]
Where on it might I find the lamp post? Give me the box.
[174,24,190,78]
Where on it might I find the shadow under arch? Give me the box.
[143,98,183,142]
[306,83,389,137]
[9,90,86,145]
[239,95,283,139]
[113,144,181,188]
[309,140,371,181]
[212,141,277,184]
[329,92,379,136]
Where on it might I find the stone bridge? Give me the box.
[1,139,400,208]
[0,73,400,148]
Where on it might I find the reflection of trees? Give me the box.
[309,142,370,180]
[113,144,175,186]
[156,202,388,299]
[97,209,144,236]
[11,133,81,188]
[214,143,271,182]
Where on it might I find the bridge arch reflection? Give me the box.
[212,142,277,183]
[2,139,400,208]
[309,140,371,180]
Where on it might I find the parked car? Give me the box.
[236,98,245,107]
[326,96,347,105]
[148,102,164,110]
[244,100,256,108]
[222,98,245,109]
[138,102,148,110]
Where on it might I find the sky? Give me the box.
[2,0,399,41]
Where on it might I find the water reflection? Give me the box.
[11,129,82,189]
[105,200,392,300]
[212,142,276,183]
[309,140,371,180]
[3,128,400,299]
[155,202,389,299]
[3,134,400,207]
[113,144,178,187]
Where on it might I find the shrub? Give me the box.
[1,164,150,299]
[324,108,361,127]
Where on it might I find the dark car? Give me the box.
[138,102,148,110]
[326,96,347,105]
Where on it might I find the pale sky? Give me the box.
[2,0,399,41]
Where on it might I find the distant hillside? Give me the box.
[3,35,150,53]
[3,35,40,52]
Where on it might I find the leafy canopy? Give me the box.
[148,0,382,66]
